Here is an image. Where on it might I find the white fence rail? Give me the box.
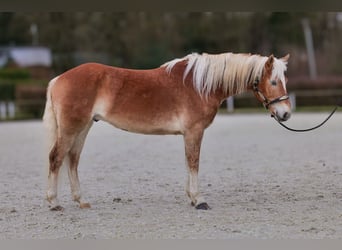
[0,101,15,119]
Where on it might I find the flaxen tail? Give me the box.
[43,77,58,153]
[43,76,68,184]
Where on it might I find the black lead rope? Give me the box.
[273,106,339,132]
[251,78,340,132]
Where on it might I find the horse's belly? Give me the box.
[104,114,183,135]
[92,90,185,135]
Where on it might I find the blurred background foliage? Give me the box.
[0,12,341,75]
[1,12,342,119]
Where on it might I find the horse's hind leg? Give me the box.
[47,135,76,211]
[67,122,93,208]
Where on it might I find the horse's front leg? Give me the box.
[183,128,210,210]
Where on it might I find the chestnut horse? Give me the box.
[43,52,291,211]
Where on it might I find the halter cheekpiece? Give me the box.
[252,78,289,109]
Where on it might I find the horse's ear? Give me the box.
[264,54,274,74]
[281,54,290,62]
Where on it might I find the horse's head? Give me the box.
[253,54,291,122]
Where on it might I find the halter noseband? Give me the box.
[252,78,289,109]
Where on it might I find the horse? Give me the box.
[43,52,291,211]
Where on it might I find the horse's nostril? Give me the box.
[283,112,290,120]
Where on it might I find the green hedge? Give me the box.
[0,68,31,100]
[0,78,47,101]
[0,82,15,100]
[0,68,31,80]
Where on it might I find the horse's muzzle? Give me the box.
[271,110,291,122]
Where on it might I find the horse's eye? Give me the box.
[271,80,277,86]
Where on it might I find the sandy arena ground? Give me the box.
[1,112,342,239]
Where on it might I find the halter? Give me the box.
[252,78,339,132]
[252,78,289,109]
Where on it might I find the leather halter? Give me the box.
[252,78,289,109]
[252,78,339,133]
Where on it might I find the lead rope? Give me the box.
[273,106,339,132]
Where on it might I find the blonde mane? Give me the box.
[161,52,288,97]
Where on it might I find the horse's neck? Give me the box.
[214,80,252,103]
[167,60,253,104]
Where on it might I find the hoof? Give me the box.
[50,205,64,211]
[195,202,211,210]
[80,202,91,209]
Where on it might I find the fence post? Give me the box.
[8,101,15,118]
[226,96,234,112]
[289,92,296,111]
[0,101,6,119]
[302,18,317,80]
[0,101,16,120]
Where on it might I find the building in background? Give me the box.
[0,46,53,79]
